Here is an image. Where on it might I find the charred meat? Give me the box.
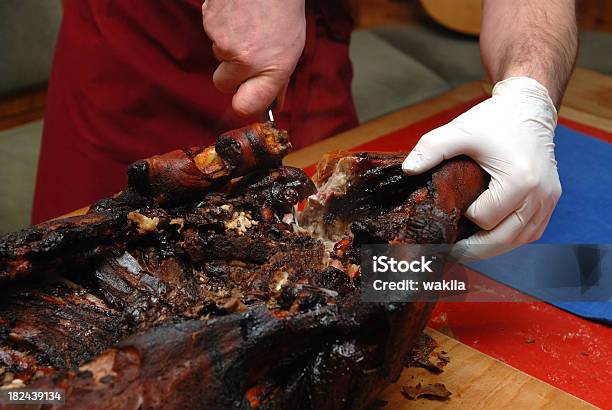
[127,122,292,206]
[301,151,488,243]
[0,124,488,409]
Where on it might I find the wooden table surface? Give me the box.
[62,67,611,408]
[379,329,596,409]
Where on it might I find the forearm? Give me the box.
[480,0,578,107]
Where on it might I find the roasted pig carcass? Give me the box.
[0,125,488,409]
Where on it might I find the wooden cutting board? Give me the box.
[379,328,596,409]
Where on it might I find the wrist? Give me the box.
[498,66,562,107]
[492,76,558,123]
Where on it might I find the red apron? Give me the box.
[32,0,357,223]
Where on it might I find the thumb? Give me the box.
[232,73,286,117]
[402,123,470,175]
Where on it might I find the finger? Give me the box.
[530,206,554,242]
[454,234,514,262]
[515,200,554,244]
[402,123,471,175]
[213,61,253,94]
[232,74,284,117]
[451,241,511,263]
[465,177,532,230]
[511,202,545,244]
[211,43,231,62]
[455,200,538,260]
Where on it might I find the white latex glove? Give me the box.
[201,0,306,116]
[402,77,561,260]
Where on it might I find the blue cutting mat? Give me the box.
[468,124,612,324]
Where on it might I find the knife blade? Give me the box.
[267,99,277,125]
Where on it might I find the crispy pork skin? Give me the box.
[215,122,293,176]
[128,122,291,205]
[0,128,488,409]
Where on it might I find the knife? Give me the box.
[268,106,275,124]
[266,99,277,125]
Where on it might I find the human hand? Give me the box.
[201,0,306,116]
[402,77,561,260]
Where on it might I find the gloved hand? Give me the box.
[402,77,561,260]
[201,0,306,116]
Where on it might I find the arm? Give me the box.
[403,1,577,260]
[480,0,578,107]
[202,0,306,116]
